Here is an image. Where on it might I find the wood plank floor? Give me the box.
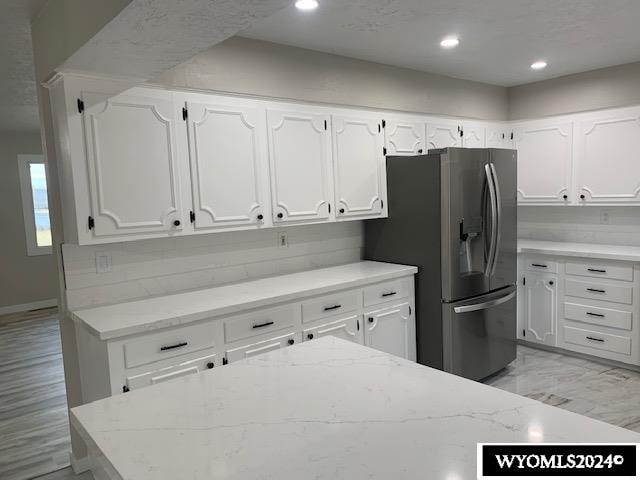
[0,308,73,480]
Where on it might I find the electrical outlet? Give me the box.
[278,232,288,247]
[95,252,112,273]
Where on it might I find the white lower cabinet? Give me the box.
[364,302,415,360]
[76,272,417,402]
[521,271,557,346]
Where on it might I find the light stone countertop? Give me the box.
[518,239,640,262]
[70,261,417,340]
[71,337,640,480]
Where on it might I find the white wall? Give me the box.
[509,61,640,120]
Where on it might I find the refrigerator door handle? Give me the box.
[453,289,516,314]
[489,163,502,276]
[484,164,498,277]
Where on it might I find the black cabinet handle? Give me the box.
[277,213,284,219]
[586,312,605,318]
[587,288,606,293]
[531,263,547,268]
[381,291,397,297]
[587,268,606,273]
[586,336,604,343]
[339,208,345,214]
[307,333,314,340]
[122,385,130,393]
[257,214,263,220]
[207,362,214,369]
[252,321,274,329]
[368,317,374,323]
[160,341,188,351]
[173,220,181,227]
[288,339,295,345]
[323,304,342,311]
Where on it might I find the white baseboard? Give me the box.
[69,451,91,474]
[0,298,57,316]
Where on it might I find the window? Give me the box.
[18,155,52,255]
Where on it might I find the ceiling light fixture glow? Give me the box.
[295,0,319,11]
[440,37,459,49]
[530,60,547,70]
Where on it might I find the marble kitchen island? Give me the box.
[71,337,640,479]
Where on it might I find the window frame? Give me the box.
[17,154,52,256]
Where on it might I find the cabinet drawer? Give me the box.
[564,302,633,331]
[563,326,632,356]
[566,261,633,282]
[363,277,411,307]
[225,332,301,364]
[125,353,217,391]
[524,259,558,273]
[224,303,300,343]
[564,279,633,305]
[302,291,360,323]
[123,321,217,369]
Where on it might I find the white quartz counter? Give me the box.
[71,337,640,480]
[71,261,417,340]
[518,239,640,262]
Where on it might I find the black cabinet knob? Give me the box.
[307,333,314,340]
[277,213,284,219]
[339,208,345,214]
[580,194,585,200]
[288,339,295,345]
[417,149,423,154]
[549,281,554,285]
[257,214,263,220]
[173,220,181,226]
[368,317,374,323]
[207,362,214,369]
[563,195,568,200]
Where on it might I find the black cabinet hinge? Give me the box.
[381,199,384,209]
[77,99,85,113]
[328,203,331,213]
[522,329,526,337]
[522,276,526,286]
[189,211,195,223]
[88,216,95,230]
[409,305,412,315]
[378,123,381,133]
[324,119,327,130]
[382,146,387,156]
[122,385,130,393]
[357,319,360,331]
[182,107,188,121]
[510,132,514,140]
[382,119,386,128]
[460,129,464,138]
[222,357,228,365]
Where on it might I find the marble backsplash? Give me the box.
[519,206,640,246]
[62,222,364,310]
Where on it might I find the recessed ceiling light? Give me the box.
[530,60,547,70]
[440,37,459,49]
[295,0,319,11]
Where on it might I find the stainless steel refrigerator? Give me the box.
[365,148,517,381]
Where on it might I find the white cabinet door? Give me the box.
[485,125,513,148]
[364,302,413,359]
[225,332,302,364]
[426,122,462,150]
[185,101,268,231]
[81,89,183,238]
[267,109,333,225]
[522,272,557,346]
[303,314,363,345]
[461,123,485,148]
[512,120,573,204]
[575,107,640,204]
[332,114,386,220]
[384,119,425,155]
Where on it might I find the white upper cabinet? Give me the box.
[81,88,184,239]
[461,123,485,148]
[426,122,462,150]
[332,114,387,220]
[485,125,513,149]
[184,99,269,231]
[267,108,334,225]
[384,119,425,155]
[575,107,640,205]
[512,120,573,204]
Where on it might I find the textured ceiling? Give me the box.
[242,0,640,87]
[0,0,48,133]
